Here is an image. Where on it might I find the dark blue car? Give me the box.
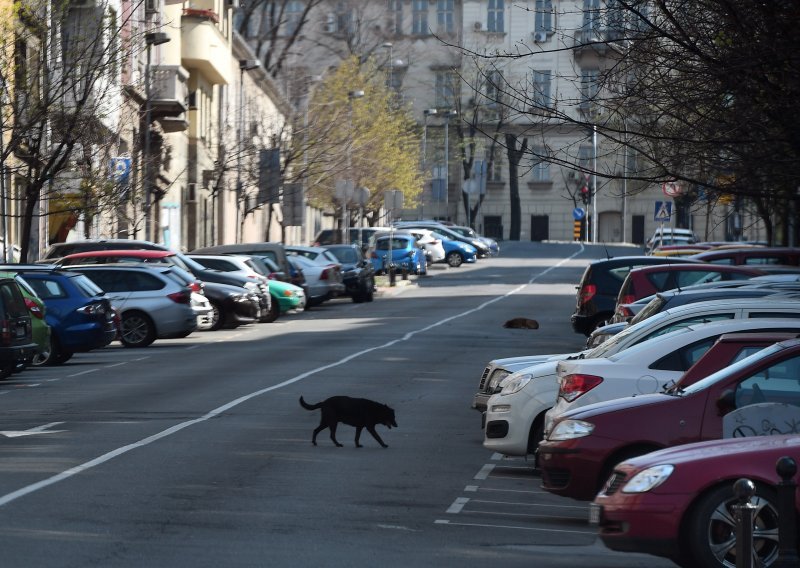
[14,269,118,365]
[370,235,427,275]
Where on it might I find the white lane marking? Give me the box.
[377,524,417,532]
[0,391,8,396]
[104,362,128,369]
[470,499,587,510]
[446,497,469,514]
[491,453,504,460]
[1,422,66,438]
[434,519,594,534]
[464,485,479,493]
[0,246,585,508]
[67,369,99,378]
[474,464,495,480]
[186,345,200,350]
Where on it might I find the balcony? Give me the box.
[181,9,231,85]
[150,65,190,118]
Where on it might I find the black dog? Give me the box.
[299,396,397,448]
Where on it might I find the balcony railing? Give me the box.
[150,65,190,117]
[183,7,219,23]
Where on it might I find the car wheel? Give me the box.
[262,296,280,323]
[352,282,367,303]
[684,483,780,568]
[120,311,157,348]
[446,251,464,268]
[204,301,225,331]
[32,337,70,366]
[365,279,375,302]
[0,361,15,380]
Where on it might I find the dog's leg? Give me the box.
[354,426,363,448]
[366,425,388,448]
[312,422,327,446]
[329,422,343,447]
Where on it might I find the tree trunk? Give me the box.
[505,134,527,241]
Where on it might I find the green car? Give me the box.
[269,280,306,314]
[0,271,51,366]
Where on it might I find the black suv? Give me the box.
[570,256,698,335]
[322,244,375,303]
[0,277,38,377]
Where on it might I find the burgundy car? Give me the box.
[538,334,800,502]
[593,435,800,567]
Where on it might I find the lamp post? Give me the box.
[236,59,261,241]
[422,108,437,220]
[342,90,364,244]
[592,123,598,244]
[443,109,458,221]
[143,31,170,243]
[382,42,393,92]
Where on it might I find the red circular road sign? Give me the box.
[662,182,682,197]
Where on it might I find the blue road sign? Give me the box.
[572,207,586,220]
[654,201,672,222]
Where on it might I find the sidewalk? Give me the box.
[374,272,417,295]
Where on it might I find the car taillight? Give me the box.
[77,303,106,316]
[619,294,636,305]
[24,298,44,319]
[560,374,603,402]
[167,291,191,304]
[320,268,330,280]
[578,284,597,305]
[617,305,635,320]
[0,319,10,344]
[189,281,202,293]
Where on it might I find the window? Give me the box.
[388,0,402,35]
[640,314,736,343]
[582,0,601,31]
[534,0,552,34]
[581,69,599,105]
[484,69,503,120]
[335,2,352,34]
[531,70,552,109]
[26,279,66,300]
[487,146,502,182]
[434,70,458,107]
[437,0,454,33]
[735,355,800,408]
[487,0,504,32]
[650,338,717,372]
[285,1,304,35]
[530,145,550,182]
[412,0,428,35]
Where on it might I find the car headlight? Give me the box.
[547,419,595,441]
[500,374,532,395]
[244,282,259,292]
[622,465,674,493]
[487,369,510,391]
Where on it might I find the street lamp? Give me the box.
[143,31,170,243]
[592,123,598,244]
[341,89,364,244]
[381,42,393,92]
[442,109,458,221]
[236,58,261,241]
[421,108,437,220]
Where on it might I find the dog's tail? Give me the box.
[299,396,321,411]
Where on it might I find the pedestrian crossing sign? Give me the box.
[654,201,672,222]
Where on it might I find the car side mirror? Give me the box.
[716,389,737,415]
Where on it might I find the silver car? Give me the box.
[66,264,198,347]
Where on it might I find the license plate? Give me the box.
[588,503,602,525]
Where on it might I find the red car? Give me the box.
[593,435,800,567]
[615,263,763,307]
[538,333,800,501]
[691,246,800,266]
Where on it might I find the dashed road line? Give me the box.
[446,497,469,514]
[434,519,594,534]
[67,369,99,378]
[474,464,495,480]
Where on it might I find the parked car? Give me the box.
[0,277,38,377]
[67,265,197,347]
[482,297,800,458]
[593,434,800,568]
[432,231,478,267]
[394,221,492,258]
[10,268,117,365]
[571,256,699,335]
[614,263,763,308]
[691,246,800,266]
[313,227,390,251]
[199,281,260,331]
[545,319,800,436]
[538,334,800,502]
[370,234,428,275]
[645,227,697,254]
[192,242,292,281]
[400,228,446,264]
[448,225,500,256]
[246,256,306,313]
[286,254,342,307]
[0,271,51,367]
[41,239,163,262]
[322,244,375,303]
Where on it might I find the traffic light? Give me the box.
[580,184,590,205]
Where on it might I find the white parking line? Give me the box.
[105,362,128,369]
[0,245,585,508]
[464,485,479,492]
[470,499,587,510]
[434,519,594,534]
[446,497,469,514]
[67,369,99,378]
[474,464,495,480]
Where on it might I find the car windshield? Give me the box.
[629,295,667,325]
[679,343,786,395]
[607,326,694,362]
[586,309,672,358]
[70,273,105,297]
[173,252,210,273]
[329,247,359,264]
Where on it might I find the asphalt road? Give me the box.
[0,241,678,567]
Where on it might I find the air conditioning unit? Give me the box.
[186,183,197,203]
[473,21,482,31]
[533,31,547,43]
[144,0,158,13]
